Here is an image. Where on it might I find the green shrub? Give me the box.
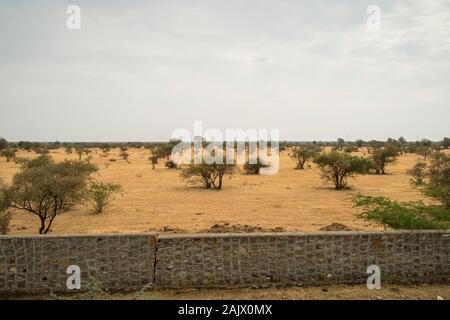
[0,155,97,234]
[0,137,8,150]
[149,155,158,169]
[313,151,372,190]
[244,158,268,174]
[408,162,427,185]
[418,152,450,208]
[120,150,129,162]
[290,146,318,169]
[354,194,450,230]
[441,137,450,149]
[369,146,399,174]
[416,146,432,160]
[0,211,12,234]
[0,149,16,162]
[88,181,122,213]
[181,161,235,190]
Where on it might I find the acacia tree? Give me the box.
[74,145,85,160]
[441,137,450,149]
[0,155,97,234]
[119,149,129,162]
[244,158,269,174]
[408,162,427,185]
[181,160,235,190]
[412,152,450,208]
[416,146,432,160]
[369,146,399,174]
[1,149,16,162]
[0,179,11,234]
[314,151,371,190]
[149,154,158,169]
[355,139,364,149]
[0,137,8,151]
[100,144,111,157]
[290,146,318,169]
[18,141,33,152]
[87,181,121,213]
[336,138,345,151]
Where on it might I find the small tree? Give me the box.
[354,194,449,230]
[1,149,16,162]
[0,179,12,234]
[74,145,85,160]
[100,145,111,157]
[244,158,269,174]
[290,146,318,170]
[336,138,345,151]
[0,137,8,151]
[149,154,158,169]
[18,141,33,152]
[441,137,450,149]
[87,181,121,213]
[414,152,450,208]
[369,146,399,174]
[398,136,407,154]
[0,155,97,234]
[33,147,49,155]
[0,210,11,234]
[355,139,364,149]
[408,162,427,185]
[313,152,371,190]
[120,150,129,162]
[181,160,235,190]
[416,146,432,160]
[154,144,174,160]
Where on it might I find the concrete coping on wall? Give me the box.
[0,229,449,240]
[157,229,450,240]
[0,232,157,239]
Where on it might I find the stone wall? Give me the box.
[155,231,450,288]
[0,233,156,293]
[0,231,449,293]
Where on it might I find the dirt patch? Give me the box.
[319,223,352,231]
[7,284,449,300]
[202,222,285,233]
[157,226,187,234]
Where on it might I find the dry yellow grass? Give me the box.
[6,284,449,300]
[0,147,430,235]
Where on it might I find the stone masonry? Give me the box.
[0,233,156,293]
[0,230,449,293]
[155,231,450,288]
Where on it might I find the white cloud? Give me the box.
[0,0,449,141]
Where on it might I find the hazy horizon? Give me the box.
[1,0,449,142]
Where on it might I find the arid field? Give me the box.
[0,147,431,235]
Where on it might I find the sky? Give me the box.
[0,0,449,142]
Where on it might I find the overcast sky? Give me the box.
[0,0,449,142]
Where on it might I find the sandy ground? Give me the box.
[4,284,449,300]
[0,148,429,235]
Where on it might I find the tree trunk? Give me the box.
[38,218,46,234]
